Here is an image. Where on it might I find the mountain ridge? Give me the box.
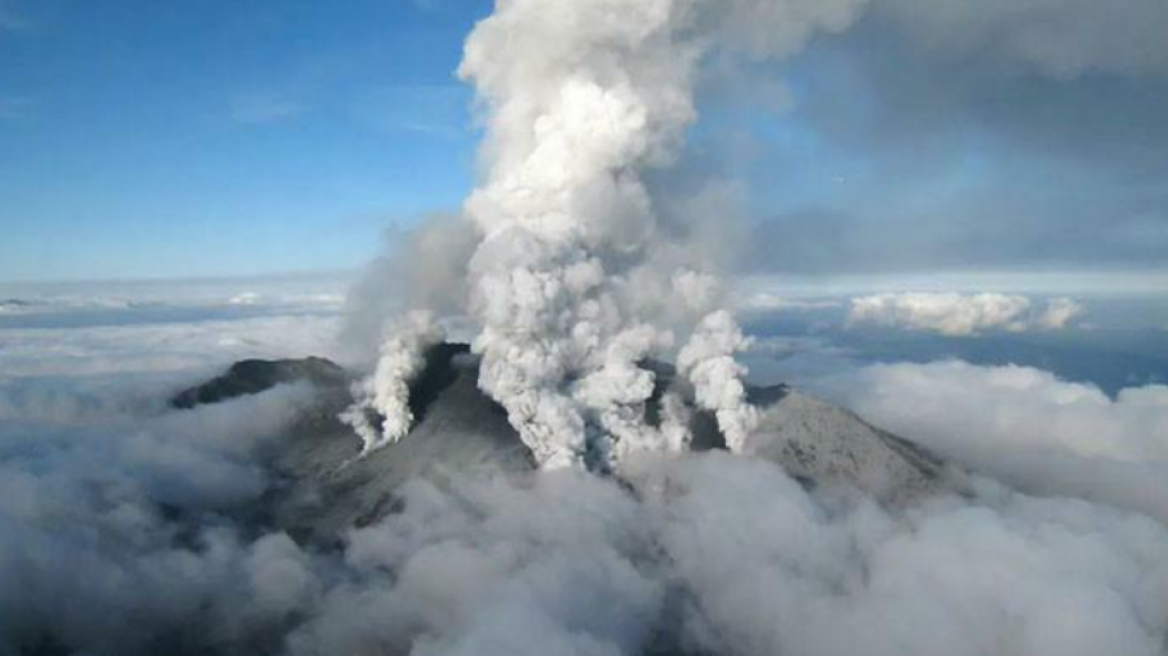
[173,344,958,543]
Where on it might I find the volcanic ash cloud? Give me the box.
[345,0,867,469]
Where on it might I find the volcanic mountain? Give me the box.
[173,344,958,543]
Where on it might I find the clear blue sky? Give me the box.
[0,0,491,281]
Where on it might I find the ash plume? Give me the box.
[8,1,1168,655]
[341,311,445,454]
[349,0,867,468]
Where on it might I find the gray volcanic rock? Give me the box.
[170,357,348,409]
[178,344,956,542]
[263,345,535,542]
[744,391,948,505]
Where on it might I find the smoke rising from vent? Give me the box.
[7,0,1168,653]
[342,311,445,453]
[349,0,867,468]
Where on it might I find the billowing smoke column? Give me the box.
[677,310,757,451]
[342,311,444,453]
[345,0,866,468]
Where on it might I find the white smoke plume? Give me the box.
[677,310,759,451]
[351,0,867,468]
[339,213,476,366]
[341,310,445,454]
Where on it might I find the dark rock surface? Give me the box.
[262,345,535,542]
[170,357,348,409]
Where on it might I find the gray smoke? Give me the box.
[349,0,871,469]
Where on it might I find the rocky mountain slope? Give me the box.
[174,344,958,543]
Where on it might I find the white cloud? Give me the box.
[733,291,843,313]
[0,314,341,379]
[735,271,1168,298]
[848,293,1083,336]
[0,276,348,377]
[229,91,306,125]
[283,453,1168,656]
[628,454,1168,656]
[831,360,1168,523]
[0,274,350,312]
[3,300,1168,654]
[1036,297,1085,330]
[0,291,347,653]
[228,291,262,306]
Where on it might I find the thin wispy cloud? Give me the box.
[0,0,27,30]
[351,84,470,138]
[0,96,33,120]
[228,91,307,125]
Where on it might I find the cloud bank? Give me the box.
[9,419,1168,656]
[0,378,323,655]
[831,360,1168,524]
[284,454,1168,656]
[3,290,1168,655]
[848,293,1083,336]
[0,301,341,655]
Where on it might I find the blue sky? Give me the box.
[1,0,1166,284]
[0,0,490,281]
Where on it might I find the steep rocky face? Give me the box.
[173,344,956,543]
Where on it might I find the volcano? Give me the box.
[173,344,957,543]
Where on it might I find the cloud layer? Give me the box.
[12,430,1168,656]
[285,454,1168,656]
[831,360,1168,523]
[848,293,1083,336]
[3,291,1168,655]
